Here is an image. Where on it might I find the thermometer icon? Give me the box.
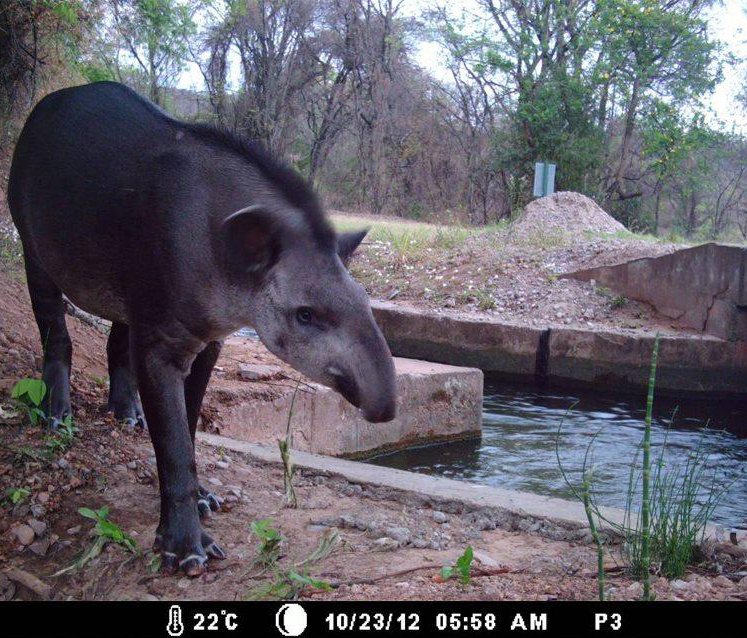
[166,604,185,637]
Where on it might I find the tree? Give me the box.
[107,0,195,106]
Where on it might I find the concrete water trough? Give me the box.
[371,299,747,398]
[203,338,483,458]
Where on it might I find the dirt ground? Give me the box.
[1,265,746,602]
[341,193,691,336]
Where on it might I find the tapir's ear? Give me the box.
[220,205,281,276]
[337,228,368,266]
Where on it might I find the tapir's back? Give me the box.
[9,82,173,252]
[7,83,195,319]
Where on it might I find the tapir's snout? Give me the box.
[327,357,397,423]
[364,399,396,423]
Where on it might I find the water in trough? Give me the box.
[368,379,747,530]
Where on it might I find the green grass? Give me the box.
[246,518,337,600]
[331,213,502,254]
[556,337,728,593]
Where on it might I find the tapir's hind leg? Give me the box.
[24,255,72,428]
[106,322,146,428]
[185,341,224,518]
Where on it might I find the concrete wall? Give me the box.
[205,357,483,458]
[562,243,747,341]
[371,301,747,396]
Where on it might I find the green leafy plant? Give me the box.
[11,379,47,425]
[611,295,627,309]
[79,505,138,552]
[246,522,338,600]
[250,518,284,567]
[441,545,474,584]
[55,505,138,575]
[44,416,78,458]
[5,486,30,506]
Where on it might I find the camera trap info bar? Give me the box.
[533,161,556,197]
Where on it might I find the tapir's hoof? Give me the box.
[154,530,225,577]
[45,413,71,430]
[198,485,223,518]
[121,415,147,431]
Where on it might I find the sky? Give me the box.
[705,0,747,131]
[178,0,747,132]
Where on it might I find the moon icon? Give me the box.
[275,603,308,636]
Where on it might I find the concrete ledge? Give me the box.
[205,356,483,458]
[198,432,723,541]
[372,301,747,397]
[198,432,627,540]
[562,243,747,341]
[372,301,541,377]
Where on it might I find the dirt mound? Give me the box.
[510,191,626,241]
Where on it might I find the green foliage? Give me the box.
[55,505,138,575]
[441,545,474,585]
[78,61,116,83]
[250,518,284,567]
[12,378,46,407]
[610,295,627,310]
[11,379,47,426]
[5,486,30,506]
[44,416,78,457]
[246,520,337,600]
[278,384,300,508]
[79,505,138,552]
[557,337,729,593]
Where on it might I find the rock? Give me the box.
[5,568,51,600]
[311,516,342,528]
[30,504,45,519]
[67,525,81,535]
[373,537,399,551]
[28,539,50,557]
[623,582,643,599]
[27,519,47,537]
[37,492,49,504]
[57,458,69,470]
[127,461,138,470]
[432,511,448,524]
[215,460,229,470]
[306,525,329,533]
[0,573,16,601]
[208,477,222,487]
[670,579,689,591]
[472,550,499,568]
[13,524,35,546]
[177,578,191,590]
[142,594,160,601]
[412,539,429,549]
[714,575,733,588]
[738,575,747,587]
[384,526,412,545]
[238,364,283,381]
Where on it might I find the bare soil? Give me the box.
[1,266,745,601]
[345,193,689,336]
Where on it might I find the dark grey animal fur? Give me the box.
[7,82,396,575]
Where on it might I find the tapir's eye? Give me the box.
[296,307,313,325]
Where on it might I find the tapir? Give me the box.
[7,81,396,575]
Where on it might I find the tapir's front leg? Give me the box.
[130,326,224,576]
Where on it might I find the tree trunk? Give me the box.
[609,75,640,200]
